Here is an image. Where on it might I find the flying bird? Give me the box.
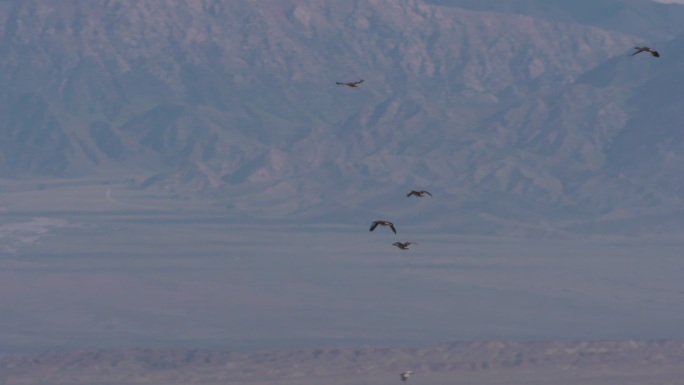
[369,220,397,234]
[631,46,660,58]
[400,371,414,382]
[336,79,364,88]
[407,190,432,198]
[392,242,415,250]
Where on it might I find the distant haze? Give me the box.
[1,0,684,355]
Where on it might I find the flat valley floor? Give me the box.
[0,180,683,384]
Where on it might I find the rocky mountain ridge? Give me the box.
[1,0,683,236]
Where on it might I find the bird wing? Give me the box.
[390,224,397,234]
[354,79,364,85]
[631,47,648,56]
[369,222,379,232]
[407,191,415,197]
[423,191,433,196]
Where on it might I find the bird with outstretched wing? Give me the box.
[631,46,660,58]
[369,220,397,234]
[336,79,364,88]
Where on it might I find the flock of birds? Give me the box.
[333,44,659,383]
[337,78,431,381]
[368,189,431,251]
[367,190,433,251]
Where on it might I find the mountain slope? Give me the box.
[1,0,680,235]
[472,33,684,235]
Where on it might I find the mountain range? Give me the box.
[1,0,684,236]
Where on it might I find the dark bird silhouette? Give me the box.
[336,79,364,88]
[369,220,397,234]
[400,371,414,381]
[407,190,432,198]
[392,242,415,250]
[631,46,660,57]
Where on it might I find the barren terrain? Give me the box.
[2,340,683,385]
